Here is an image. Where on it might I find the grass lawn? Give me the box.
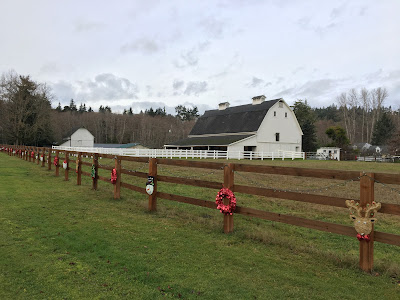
[1,154,399,299]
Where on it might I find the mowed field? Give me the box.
[1,153,399,299]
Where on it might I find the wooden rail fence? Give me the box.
[2,145,400,273]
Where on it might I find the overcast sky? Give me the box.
[1,0,399,114]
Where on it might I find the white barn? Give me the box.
[165,95,303,153]
[60,127,94,148]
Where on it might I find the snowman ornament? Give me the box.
[146,176,155,195]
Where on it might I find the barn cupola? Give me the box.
[252,95,266,105]
[218,102,230,110]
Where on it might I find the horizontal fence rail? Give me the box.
[2,144,400,273]
[52,145,306,160]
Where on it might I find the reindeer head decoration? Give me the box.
[345,200,381,242]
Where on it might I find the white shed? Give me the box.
[60,127,94,147]
[317,147,341,160]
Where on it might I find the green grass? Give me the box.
[1,154,400,299]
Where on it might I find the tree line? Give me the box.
[294,87,400,154]
[1,71,399,154]
[0,71,198,148]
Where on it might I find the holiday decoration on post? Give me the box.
[111,168,117,184]
[40,154,44,162]
[345,199,381,242]
[31,151,34,158]
[215,188,237,215]
[54,157,59,166]
[91,164,96,179]
[146,176,155,195]
[63,160,68,170]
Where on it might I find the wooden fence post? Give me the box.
[36,147,40,165]
[148,158,157,211]
[223,163,235,233]
[77,152,82,185]
[48,149,52,170]
[65,151,69,181]
[114,156,121,199]
[41,148,46,167]
[359,172,375,272]
[92,153,98,190]
[55,150,60,176]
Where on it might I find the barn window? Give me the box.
[275,133,280,142]
[274,111,276,117]
[285,112,287,118]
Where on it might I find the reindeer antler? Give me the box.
[345,200,363,217]
[365,201,381,218]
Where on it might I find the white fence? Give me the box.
[52,146,305,160]
[305,152,329,160]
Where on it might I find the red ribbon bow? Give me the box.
[54,157,59,166]
[356,233,370,242]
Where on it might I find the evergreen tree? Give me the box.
[371,112,395,145]
[325,126,350,148]
[175,105,199,121]
[293,100,318,152]
[145,107,156,116]
[78,103,85,113]
[69,99,77,112]
[55,102,62,112]
[0,73,53,145]
[88,106,93,112]
[128,107,133,115]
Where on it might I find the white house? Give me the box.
[60,127,94,147]
[317,147,341,160]
[165,95,303,154]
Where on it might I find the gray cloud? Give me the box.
[184,81,208,96]
[247,76,271,88]
[74,20,105,32]
[50,81,76,105]
[51,73,139,103]
[110,100,212,115]
[181,49,198,66]
[330,4,347,19]
[296,17,337,36]
[172,80,185,90]
[120,38,160,54]
[173,41,210,69]
[199,16,226,39]
[248,77,264,88]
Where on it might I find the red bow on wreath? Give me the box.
[53,157,59,166]
[111,168,117,184]
[357,233,370,242]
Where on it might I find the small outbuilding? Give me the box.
[317,147,341,160]
[60,127,94,148]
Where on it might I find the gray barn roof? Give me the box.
[166,134,254,147]
[189,99,281,135]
